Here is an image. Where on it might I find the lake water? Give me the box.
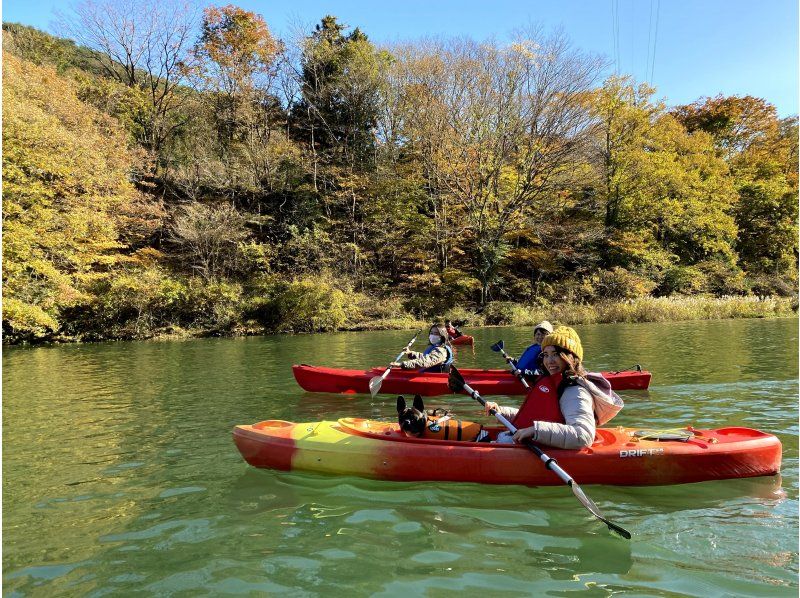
[3,318,798,595]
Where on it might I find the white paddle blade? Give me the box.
[368,375,383,398]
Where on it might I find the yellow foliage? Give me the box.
[2,52,151,340]
[2,297,59,340]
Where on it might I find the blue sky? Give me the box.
[3,0,798,116]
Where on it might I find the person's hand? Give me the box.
[389,361,401,367]
[403,348,414,357]
[512,426,537,443]
[484,401,499,415]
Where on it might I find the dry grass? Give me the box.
[449,295,793,327]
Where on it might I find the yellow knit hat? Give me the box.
[541,326,583,361]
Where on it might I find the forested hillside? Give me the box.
[2,5,797,344]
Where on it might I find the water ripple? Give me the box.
[3,320,798,596]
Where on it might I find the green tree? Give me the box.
[673,96,798,293]
[291,15,391,172]
[590,79,739,290]
[284,16,393,282]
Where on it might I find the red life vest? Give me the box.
[512,373,566,427]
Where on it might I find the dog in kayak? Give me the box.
[396,395,483,441]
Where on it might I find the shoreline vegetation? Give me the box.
[2,11,797,347]
[11,294,796,346]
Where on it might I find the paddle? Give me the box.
[369,331,421,398]
[447,365,631,540]
[490,340,530,389]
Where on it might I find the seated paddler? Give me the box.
[482,326,623,449]
[513,319,553,375]
[445,319,463,340]
[391,323,454,373]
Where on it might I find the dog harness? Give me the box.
[512,372,567,427]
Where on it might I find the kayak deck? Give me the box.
[292,363,652,395]
[233,419,781,486]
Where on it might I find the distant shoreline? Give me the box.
[6,295,795,346]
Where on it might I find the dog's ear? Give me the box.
[396,396,407,413]
[413,394,425,412]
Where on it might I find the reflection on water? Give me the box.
[3,318,798,595]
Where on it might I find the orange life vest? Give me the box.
[512,372,566,427]
[422,415,483,441]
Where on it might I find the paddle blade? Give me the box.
[570,482,632,540]
[447,366,465,393]
[368,375,383,398]
[490,340,504,352]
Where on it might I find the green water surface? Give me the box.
[3,318,798,596]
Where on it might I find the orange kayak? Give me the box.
[233,418,782,486]
[450,335,474,346]
[292,364,652,395]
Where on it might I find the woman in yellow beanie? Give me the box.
[484,326,623,449]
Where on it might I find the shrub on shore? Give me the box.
[5,290,795,344]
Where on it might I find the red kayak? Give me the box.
[450,335,474,346]
[234,418,782,486]
[292,364,651,395]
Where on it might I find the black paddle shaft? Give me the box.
[490,340,530,389]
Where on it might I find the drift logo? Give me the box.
[619,448,665,458]
[538,385,549,392]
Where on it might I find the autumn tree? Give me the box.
[673,96,799,293]
[672,95,781,161]
[2,22,97,72]
[2,53,161,341]
[391,31,604,303]
[169,203,251,280]
[60,0,198,157]
[589,79,740,293]
[588,77,659,228]
[191,5,281,151]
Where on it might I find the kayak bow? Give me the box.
[450,335,474,346]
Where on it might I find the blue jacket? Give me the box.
[514,343,542,374]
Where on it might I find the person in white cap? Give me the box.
[513,320,554,375]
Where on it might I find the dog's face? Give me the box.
[397,394,426,437]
